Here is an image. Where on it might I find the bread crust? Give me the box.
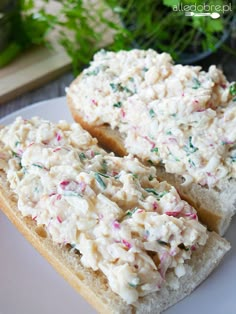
[0,166,231,313]
[67,77,236,235]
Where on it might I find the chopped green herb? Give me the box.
[148,175,154,181]
[85,67,100,76]
[233,98,236,102]
[15,141,21,147]
[114,174,120,180]
[168,149,180,162]
[132,173,138,179]
[147,159,154,165]
[63,191,82,197]
[184,136,198,155]
[230,155,236,162]
[79,152,86,161]
[188,158,195,167]
[100,159,108,174]
[113,101,122,108]
[128,278,140,288]
[110,82,133,94]
[170,113,177,118]
[143,67,149,72]
[229,83,236,96]
[12,151,20,158]
[149,108,155,118]
[94,172,106,189]
[151,147,159,153]
[178,243,189,251]
[157,240,168,246]
[94,151,101,156]
[97,172,110,178]
[32,163,43,169]
[145,188,168,200]
[126,207,138,217]
[192,78,201,89]
[166,130,172,135]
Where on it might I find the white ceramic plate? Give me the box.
[0,97,235,314]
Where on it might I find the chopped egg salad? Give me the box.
[68,49,236,188]
[0,117,208,304]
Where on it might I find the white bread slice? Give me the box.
[67,75,236,236]
[0,168,231,314]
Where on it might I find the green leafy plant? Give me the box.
[0,0,235,72]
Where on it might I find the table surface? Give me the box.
[0,51,235,119]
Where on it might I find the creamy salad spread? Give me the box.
[68,49,236,188]
[0,117,208,304]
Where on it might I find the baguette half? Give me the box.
[0,169,231,314]
[0,117,231,314]
[67,67,236,236]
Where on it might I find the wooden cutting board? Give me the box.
[0,43,71,105]
[0,0,116,105]
[0,0,72,105]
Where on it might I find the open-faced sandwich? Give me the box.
[0,117,230,314]
[67,49,236,235]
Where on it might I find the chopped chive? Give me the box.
[157,240,168,246]
[148,175,154,181]
[113,101,122,108]
[166,130,172,135]
[149,108,155,118]
[126,207,138,217]
[178,243,189,251]
[229,83,236,96]
[145,188,167,200]
[100,159,108,174]
[79,152,86,161]
[230,155,236,162]
[151,147,159,153]
[128,278,140,288]
[12,151,20,158]
[63,191,82,197]
[170,113,177,117]
[184,136,198,155]
[32,163,43,169]
[86,67,100,76]
[97,172,110,178]
[188,158,195,167]
[94,172,106,189]
[147,159,154,165]
[192,78,201,89]
[110,82,133,94]
[132,173,138,179]
[15,141,20,147]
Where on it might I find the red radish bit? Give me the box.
[91,99,98,106]
[32,216,37,221]
[143,136,156,149]
[60,180,70,189]
[185,213,197,220]
[153,202,158,210]
[112,220,120,229]
[56,133,62,141]
[57,216,62,223]
[165,211,180,217]
[53,147,61,152]
[121,108,126,118]
[79,181,86,193]
[122,239,132,249]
